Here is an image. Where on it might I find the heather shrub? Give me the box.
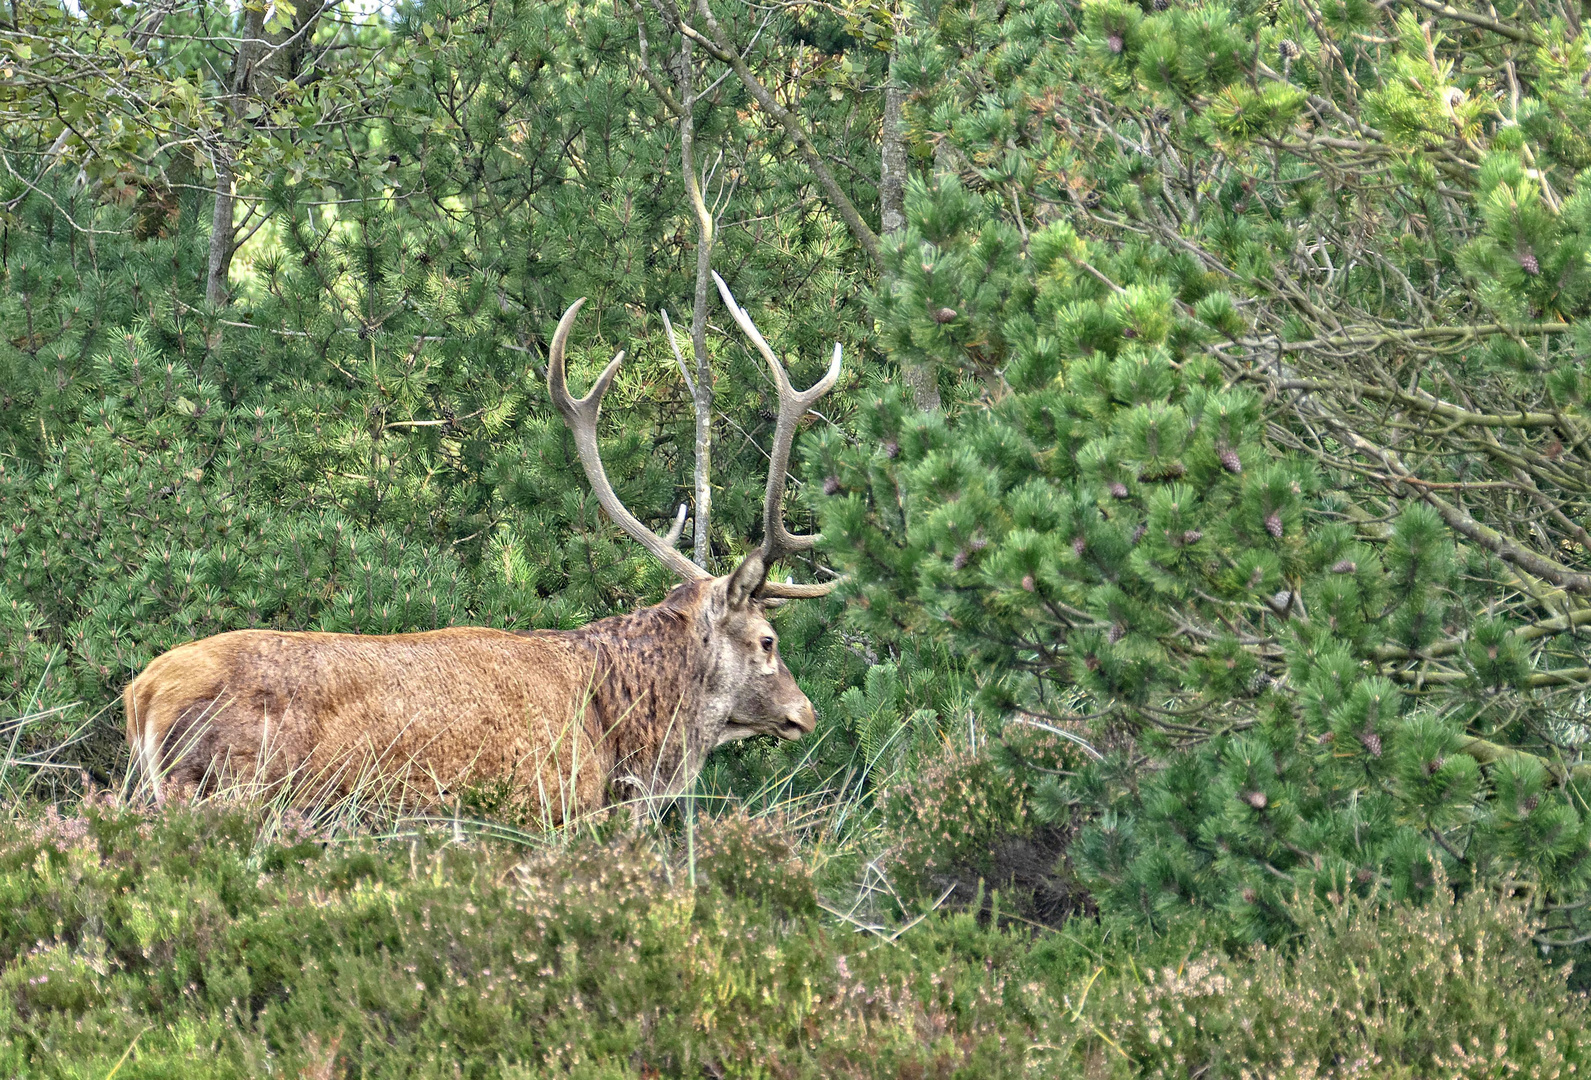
[692,809,817,918]
[879,733,1094,925]
[1089,883,1591,1078]
[881,743,1028,892]
[0,799,1053,1078]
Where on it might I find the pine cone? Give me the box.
[1278,38,1300,59]
[1218,446,1242,473]
[952,548,969,570]
[1106,33,1124,53]
[1270,589,1292,612]
[1520,251,1540,275]
[1108,481,1130,499]
[1360,731,1382,758]
[1521,794,1540,815]
[1131,523,1147,545]
[1152,0,1169,10]
[1331,559,1357,574]
[1072,534,1087,556]
[1181,529,1203,545]
[1021,574,1036,593]
[1426,756,1445,775]
[1244,790,1268,809]
[930,307,958,323]
[822,475,842,496]
[1264,511,1284,538]
[883,440,899,459]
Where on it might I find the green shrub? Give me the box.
[1088,885,1591,1077]
[879,732,1094,926]
[692,809,818,918]
[0,799,1046,1078]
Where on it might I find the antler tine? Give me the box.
[548,299,710,582]
[711,272,843,600]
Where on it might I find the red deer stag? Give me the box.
[123,273,841,818]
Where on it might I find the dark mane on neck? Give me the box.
[537,580,716,777]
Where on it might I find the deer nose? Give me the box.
[786,700,816,736]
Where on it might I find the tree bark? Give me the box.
[206,3,325,305]
[205,159,236,304]
[880,54,907,235]
[206,7,265,304]
[678,37,717,570]
[881,47,939,411]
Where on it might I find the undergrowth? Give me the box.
[2,787,1589,1079]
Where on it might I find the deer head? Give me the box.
[547,272,841,749]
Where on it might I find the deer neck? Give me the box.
[559,588,721,798]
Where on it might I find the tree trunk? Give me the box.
[205,160,235,304]
[882,48,939,411]
[679,37,716,570]
[206,3,324,305]
[880,54,907,235]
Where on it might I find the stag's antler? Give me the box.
[548,298,710,583]
[548,288,841,599]
[712,272,842,600]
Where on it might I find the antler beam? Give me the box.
[548,298,710,583]
[711,272,843,598]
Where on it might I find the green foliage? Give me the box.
[3,799,1588,1076]
[813,0,1591,946]
[1089,881,1591,1076]
[0,801,1049,1078]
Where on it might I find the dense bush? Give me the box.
[1091,883,1591,1077]
[2,798,1587,1077]
[0,800,1053,1078]
[807,0,1591,946]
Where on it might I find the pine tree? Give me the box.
[812,0,1591,943]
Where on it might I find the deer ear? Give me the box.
[725,551,768,610]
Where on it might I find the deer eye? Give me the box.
[760,636,775,653]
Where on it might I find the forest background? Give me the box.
[5,0,1591,1072]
